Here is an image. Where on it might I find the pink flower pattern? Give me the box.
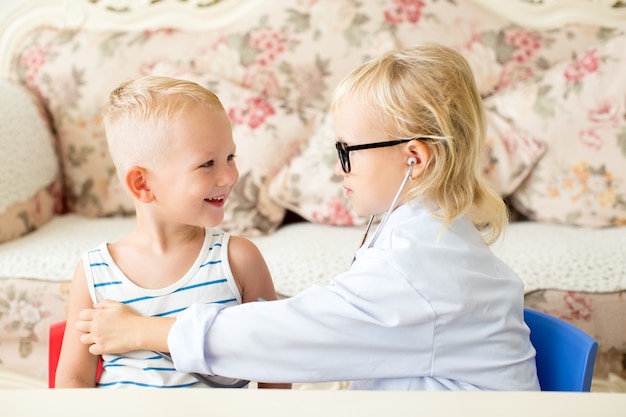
[312,196,356,226]
[384,0,425,25]
[505,29,543,63]
[588,97,621,127]
[564,49,600,82]
[249,29,287,67]
[579,128,604,150]
[228,96,276,129]
[19,45,47,86]
[559,292,593,322]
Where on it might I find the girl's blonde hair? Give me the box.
[331,42,507,244]
[103,76,224,180]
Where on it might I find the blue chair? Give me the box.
[524,308,598,392]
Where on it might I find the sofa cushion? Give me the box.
[267,113,368,226]
[482,109,546,196]
[13,27,321,236]
[485,31,626,227]
[387,0,611,97]
[0,80,60,243]
[268,108,545,226]
[13,28,178,218]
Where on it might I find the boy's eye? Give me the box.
[199,155,235,168]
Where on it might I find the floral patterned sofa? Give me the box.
[0,0,625,389]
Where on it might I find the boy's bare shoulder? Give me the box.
[227,235,276,302]
[227,235,264,261]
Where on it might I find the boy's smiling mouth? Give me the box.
[205,196,225,207]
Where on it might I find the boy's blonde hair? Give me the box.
[331,42,507,244]
[103,76,225,180]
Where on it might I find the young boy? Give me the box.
[55,76,289,389]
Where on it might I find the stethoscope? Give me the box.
[358,156,417,250]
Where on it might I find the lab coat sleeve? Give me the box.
[168,255,436,383]
[168,302,225,376]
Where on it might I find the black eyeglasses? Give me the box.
[335,139,419,174]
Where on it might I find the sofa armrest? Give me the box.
[0,80,61,243]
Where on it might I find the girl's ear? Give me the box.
[125,166,154,203]
[407,140,430,180]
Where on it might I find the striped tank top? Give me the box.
[84,229,241,388]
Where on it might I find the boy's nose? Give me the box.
[217,164,239,187]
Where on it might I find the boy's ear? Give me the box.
[125,166,154,202]
[407,140,430,180]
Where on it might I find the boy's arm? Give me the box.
[55,262,101,387]
[227,236,291,390]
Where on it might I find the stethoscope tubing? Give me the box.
[361,163,415,249]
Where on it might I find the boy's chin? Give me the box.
[202,215,224,229]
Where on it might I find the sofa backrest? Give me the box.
[1,0,626,235]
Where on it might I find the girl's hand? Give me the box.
[76,300,141,355]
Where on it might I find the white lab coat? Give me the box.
[168,202,540,391]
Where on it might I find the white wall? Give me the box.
[0,0,23,19]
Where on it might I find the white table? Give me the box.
[1,389,625,417]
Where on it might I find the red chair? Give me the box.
[48,320,102,388]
